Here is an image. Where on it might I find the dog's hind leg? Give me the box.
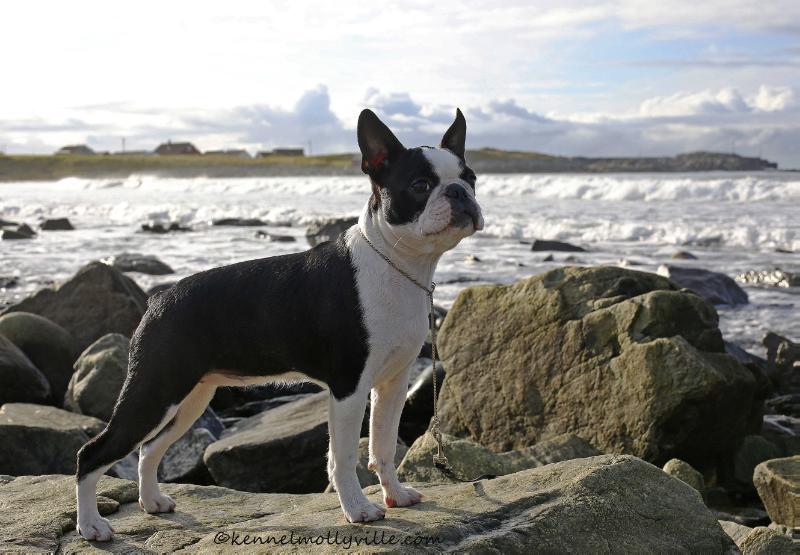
[328,381,385,523]
[75,368,197,541]
[138,382,216,513]
[369,366,422,508]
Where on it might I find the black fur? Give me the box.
[77,235,368,480]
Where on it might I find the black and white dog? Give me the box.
[75,108,483,541]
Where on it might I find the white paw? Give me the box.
[138,492,176,514]
[342,499,386,523]
[77,514,115,541]
[383,484,423,508]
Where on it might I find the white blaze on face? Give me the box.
[418,147,481,236]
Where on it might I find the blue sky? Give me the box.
[1,0,799,166]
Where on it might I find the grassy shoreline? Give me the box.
[0,149,779,182]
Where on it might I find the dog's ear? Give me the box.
[440,108,466,159]
[358,109,405,175]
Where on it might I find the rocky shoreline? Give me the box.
[1,221,799,552]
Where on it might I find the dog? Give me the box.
[75,108,484,541]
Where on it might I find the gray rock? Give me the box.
[658,264,749,305]
[64,333,129,421]
[254,230,296,242]
[0,333,50,405]
[720,522,800,554]
[754,456,800,527]
[0,312,80,403]
[159,428,217,483]
[1,261,147,351]
[399,363,444,444]
[204,391,331,493]
[356,437,407,488]
[764,332,800,392]
[0,403,105,475]
[672,250,698,260]
[40,218,74,231]
[719,520,753,546]
[1,228,32,240]
[530,239,586,252]
[733,435,782,487]
[0,277,18,289]
[141,222,191,233]
[1,455,737,553]
[305,216,357,247]
[104,253,174,275]
[398,431,600,483]
[212,217,266,226]
[663,458,706,498]
[436,266,758,469]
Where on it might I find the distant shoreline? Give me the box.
[0,149,780,182]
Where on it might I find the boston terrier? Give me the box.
[75,108,484,541]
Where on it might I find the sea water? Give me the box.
[1,172,798,355]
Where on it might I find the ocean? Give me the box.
[1,172,798,355]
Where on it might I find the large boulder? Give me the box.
[204,391,331,493]
[754,456,800,527]
[663,458,706,499]
[0,312,80,403]
[0,403,105,475]
[436,266,759,469]
[657,264,749,305]
[398,431,600,483]
[40,218,74,231]
[0,334,50,406]
[0,455,736,553]
[2,262,147,351]
[305,216,357,247]
[64,334,129,421]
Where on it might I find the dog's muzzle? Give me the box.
[444,183,484,231]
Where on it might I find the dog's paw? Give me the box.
[77,514,115,541]
[139,492,176,514]
[383,485,423,508]
[342,500,386,523]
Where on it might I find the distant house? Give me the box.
[112,150,154,156]
[257,148,304,158]
[56,145,95,155]
[204,149,251,158]
[155,141,200,155]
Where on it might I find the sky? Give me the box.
[1,0,799,167]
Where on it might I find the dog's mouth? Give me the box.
[450,204,484,232]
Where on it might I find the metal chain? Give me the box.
[358,229,495,483]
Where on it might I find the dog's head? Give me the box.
[358,108,484,253]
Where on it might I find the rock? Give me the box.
[160,428,217,484]
[210,381,322,412]
[658,264,749,305]
[0,277,18,289]
[543,254,554,261]
[2,261,147,351]
[64,334,129,421]
[0,312,80,403]
[436,266,758,469]
[40,218,74,231]
[767,395,800,418]
[212,217,266,227]
[305,216,357,247]
[0,219,18,227]
[754,456,800,527]
[714,507,771,528]
[399,363,444,444]
[663,459,706,498]
[140,222,191,233]
[0,333,50,405]
[726,341,775,398]
[356,437,408,488]
[733,435,782,487]
[684,235,724,247]
[0,403,105,475]
[103,253,175,275]
[737,527,798,554]
[398,432,600,483]
[254,230,296,242]
[1,455,737,552]
[672,250,698,260]
[530,239,586,252]
[216,393,314,419]
[738,269,800,288]
[765,332,800,374]
[0,454,738,552]
[204,391,332,493]
[1,228,32,240]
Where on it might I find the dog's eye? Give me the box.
[410,178,432,194]
[464,172,477,187]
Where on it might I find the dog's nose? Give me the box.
[444,183,468,200]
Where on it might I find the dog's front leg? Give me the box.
[369,366,422,508]
[328,385,385,522]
